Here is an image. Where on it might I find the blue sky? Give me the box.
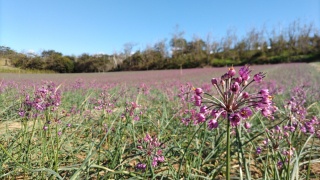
[1,0,319,56]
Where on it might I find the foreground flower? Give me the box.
[135,133,165,171]
[193,65,275,129]
[19,81,61,118]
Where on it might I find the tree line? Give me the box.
[1,20,320,73]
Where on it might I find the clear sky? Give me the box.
[1,0,319,56]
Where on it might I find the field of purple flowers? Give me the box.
[1,63,320,179]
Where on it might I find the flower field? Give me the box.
[1,63,320,179]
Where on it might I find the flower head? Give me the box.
[136,133,165,170]
[191,65,274,130]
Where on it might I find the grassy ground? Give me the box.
[0,63,320,179]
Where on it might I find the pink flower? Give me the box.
[197,113,206,123]
[259,89,269,96]
[253,72,265,83]
[239,66,251,81]
[144,134,152,142]
[256,147,262,154]
[190,65,273,130]
[208,119,219,129]
[261,108,271,117]
[195,88,203,95]
[200,106,207,113]
[244,122,251,129]
[211,78,219,85]
[229,113,241,126]
[240,107,252,119]
[136,163,147,171]
[194,95,201,100]
[194,100,202,106]
[235,77,243,83]
[152,159,158,167]
[231,82,240,93]
[242,92,249,99]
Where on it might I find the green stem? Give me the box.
[54,124,59,173]
[226,118,231,180]
[236,126,251,180]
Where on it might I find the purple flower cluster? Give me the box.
[178,83,193,105]
[257,125,298,167]
[285,86,308,121]
[138,83,150,95]
[253,80,284,95]
[91,91,115,114]
[71,78,84,90]
[284,85,320,137]
[192,66,276,129]
[136,133,165,171]
[181,109,197,126]
[121,101,142,121]
[301,116,320,137]
[19,81,61,117]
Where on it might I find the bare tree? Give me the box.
[297,22,314,54]
[153,39,168,58]
[221,28,237,60]
[245,27,265,51]
[123,42,136,66]
[170,25,187,56]
[268,24,286,55]
[205,33,213,57]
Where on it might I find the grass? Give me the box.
[0,65,55,73]
[0,63,320,179]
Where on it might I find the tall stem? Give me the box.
[226,117,231,180]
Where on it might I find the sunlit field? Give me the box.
[1,63,320,179]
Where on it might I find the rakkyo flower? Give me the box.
[135,133,165,171]
[192,65,275,130]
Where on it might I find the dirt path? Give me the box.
[0,121,32,135]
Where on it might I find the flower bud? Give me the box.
[256,147,262,154]
[244,122,251,129]
[221,73,229,80]
[254,72,264,83]
[211,78,218,85]
[200,106,207,113]
[195,88,203,95]
[194,95,201,100]
[195,100,202,106]
[208,119,219,129]
[260,89,269,96]
[242,92,249,99]
[197,113,206,123]
[211,109,218,118]
[228,67,236,77]
[242,80,248,86]
[231,82,240,93]
[229,113,241,126]
[235,77,242,83]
